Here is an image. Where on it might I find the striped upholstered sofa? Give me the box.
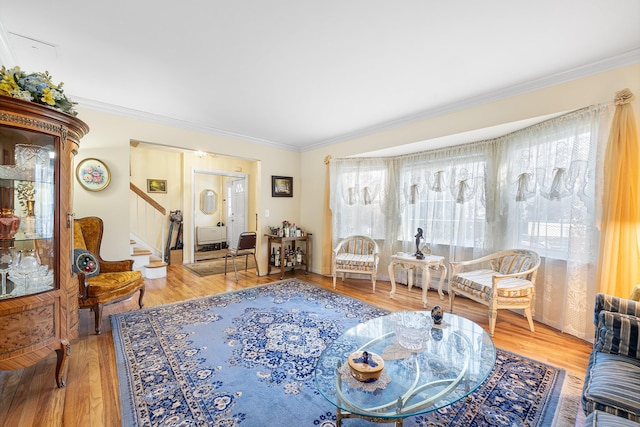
[582,290,640,423]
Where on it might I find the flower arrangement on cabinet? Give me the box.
[0,66,77,116]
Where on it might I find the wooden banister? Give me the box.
[130,183,167,215]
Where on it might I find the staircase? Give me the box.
[130,239,168,279]
[129,182,169,279]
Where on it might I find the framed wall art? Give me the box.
[76,158,111,192]
[272,176,293,197]
[147,179,167,193]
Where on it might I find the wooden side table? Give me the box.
[264,233,311,279]
[388,253,447,308]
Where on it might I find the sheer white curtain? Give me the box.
[393,141,501,262]
[500,105,611,339]
[330,157,397,273]
[330,105,611,339]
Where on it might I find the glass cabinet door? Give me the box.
[0,127,55,298]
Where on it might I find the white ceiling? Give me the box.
[0,1,639,153]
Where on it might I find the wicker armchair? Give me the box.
[332,235,379,291]
[449,249,540,336]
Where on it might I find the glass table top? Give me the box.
[314,311,496,420]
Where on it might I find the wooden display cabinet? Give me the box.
[0,95,89,387]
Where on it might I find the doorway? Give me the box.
[192,169,248,263]
[226,178,247,248]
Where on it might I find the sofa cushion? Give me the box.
[86,270,143,298]
[582,350,640,421]
[596,311,640,359]
[584,410,640,427]
[594,294,640,326]
[452,269,534,298]
[335,253,375,270]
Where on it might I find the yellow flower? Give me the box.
[0,66,77,115]
[41,87,56,105]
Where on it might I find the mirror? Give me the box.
[199,189,217,214]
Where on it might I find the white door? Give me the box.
[226,178,247,248]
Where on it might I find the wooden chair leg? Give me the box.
[138,287,145,308]
[524,307,535,332]
[94,303,104,335]
[488,309,497,337]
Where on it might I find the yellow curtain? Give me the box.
[597,88,640,296]
[321,155,333,275]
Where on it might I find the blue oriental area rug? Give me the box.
[111,279,578,426]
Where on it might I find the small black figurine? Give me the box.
[431,305,443,325]
[414,228,424,260]
[353,351,378,367]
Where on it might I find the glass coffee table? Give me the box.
[314,312,495,426]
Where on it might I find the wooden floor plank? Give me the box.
[0,267,593,426]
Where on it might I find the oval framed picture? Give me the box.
[75,158,111,191]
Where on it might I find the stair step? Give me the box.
[146,260,168,268]
[144,260,167,279]
[130,239,136,245]
[132,248,152,256]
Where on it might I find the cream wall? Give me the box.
[300,63,640,274]
[73,110,300,270]
[73,63,639,274]
[130,146,184,219]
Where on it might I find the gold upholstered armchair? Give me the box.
[74,217,145,334]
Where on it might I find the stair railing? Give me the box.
[130,183,167,261]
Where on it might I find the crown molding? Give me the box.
[73,97,301,152]
[303,49,640,152]
[6,42,638,155]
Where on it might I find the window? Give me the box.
[331,163,388,240]
[505,123,598,260]
[397,154,488,251]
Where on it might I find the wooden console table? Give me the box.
[388,253,447,308]
[265,234,311,279]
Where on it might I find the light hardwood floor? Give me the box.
[0,265,593,426]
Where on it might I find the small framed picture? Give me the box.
[147,179,167,193]
[76,158,111,192]
[272,176,293,197]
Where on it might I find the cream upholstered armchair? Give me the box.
[332,235,380,291]
[449,249,540,336]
